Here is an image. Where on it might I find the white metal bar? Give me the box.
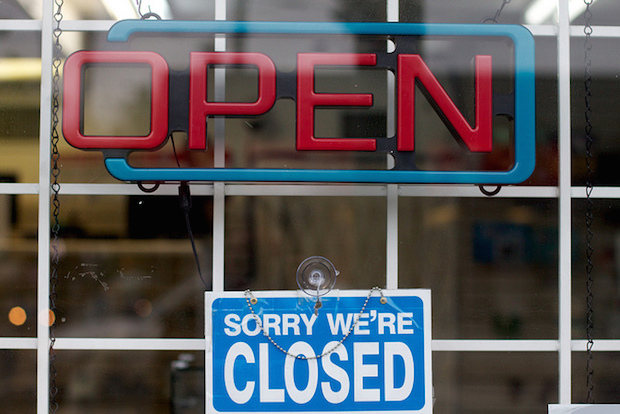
[0,338,38,349]
[385,0,399,290]
[525,25,620,38]
[523,25,557,36]
[213,0,226,169]
[572,340,620,351]
[400,185,558,198]
[432,340,558,352]
[7,338,620,352]
[557,0,573,404]
[570,25,620,37]
[212,182,225,292]
[0,183,38,194]
[36,1,54,413]
[45,183,620,199]
[56,183,620,199]
[58,183,214,196]
[225,184,386,197]
[60,20,115,31]
[211,0,227,294]
[571,186,620,198]
[55,338,206,351]
[386,185,398,289]
[0,19,41,30]
[43,21,620,39]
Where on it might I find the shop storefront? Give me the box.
[1,0,620,412]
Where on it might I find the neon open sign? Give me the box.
[63,21,535,184]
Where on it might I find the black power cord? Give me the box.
[179,181,209,291]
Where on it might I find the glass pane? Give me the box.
[0,350,36,413]
[572,198,620,340]
[0,194,37,337]
[0,31,41,183]
[571,36,620,186]
[400,197,559,339]
[58,0,620,25]
[226,0,386,22]
[55,195,212,338]
[56,350,204,413]
[401,0,535,25]
[571,1,620,27]
[525,36,558,186]
[572,352,620,403]
[228,196,386,291]
[0,0,40,19]
[433,352,557,412]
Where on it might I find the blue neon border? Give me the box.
[104,21,535,184]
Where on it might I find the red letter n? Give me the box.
[397,54,493,152]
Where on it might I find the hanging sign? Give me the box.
[205,290,432,413]
[63,21,535,184]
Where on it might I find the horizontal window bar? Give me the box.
[0,183,38,194]
[4,338,620,352]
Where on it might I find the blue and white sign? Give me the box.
[205,290,432,414]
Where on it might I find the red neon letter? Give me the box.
[397,54,493,152]
[189,52,276,150]
[297,53,377,151]
[63,51,169,149]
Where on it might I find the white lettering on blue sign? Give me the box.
[206,290,432,414]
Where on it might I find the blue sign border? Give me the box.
[105,21,535,184]
[205,290,433,414]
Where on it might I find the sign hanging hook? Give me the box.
[136,0,162,20]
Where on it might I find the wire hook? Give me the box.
[136,0,162,20]
[137,181,161,193]
[479,185,502,197]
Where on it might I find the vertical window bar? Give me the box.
[212,0,227,292]
[37,0,55,413]
[557,0,573,404]
[386,0,399,290]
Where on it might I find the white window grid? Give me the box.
[0,0,619,412]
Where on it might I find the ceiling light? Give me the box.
[15,0,40,19]
[0,58,41,82]
[101,0,140,20]
[525,0,557,25]
[525,0,598,25]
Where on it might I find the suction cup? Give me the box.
[296,256,339,298]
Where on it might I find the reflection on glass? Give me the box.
[0,351,36,412]
[0,31,41,184]
[55,195,212,338]
[0,194,37,337]
[400,197,559,339]
[572,199,620,340]
[226,196,386,291]
[571,36,620,186]
[572,352,620,403]
[56,350,204,413]
[432,352,556,412]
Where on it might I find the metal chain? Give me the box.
[50,0,63,412]
[244,287,387,360]
[583,0,595,404]
[482,0,511,24]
